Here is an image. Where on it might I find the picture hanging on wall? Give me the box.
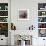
[18,9,29,20]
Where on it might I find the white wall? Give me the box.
[11,0,46,46]
[11,0,38,30]
[11,0,46,30]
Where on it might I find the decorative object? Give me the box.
[18,9,29,20]
[40,8,44,10]
[11,23,16,30]
[0,3,8,10]
[38,3,46,10]
[38,17,46,22]
[0,6,1,10]
[29,25,35,30]
[38,11,46,16]
[0,23,8,37]
[39,29,46,37]
[0,17,8,22]
[38,23,46,28]
[0,11,8,16]
[42,12,45,15]
[5,6,8,10]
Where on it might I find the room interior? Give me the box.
[0,0,46,46]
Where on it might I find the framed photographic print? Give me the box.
[18,9,29,20]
